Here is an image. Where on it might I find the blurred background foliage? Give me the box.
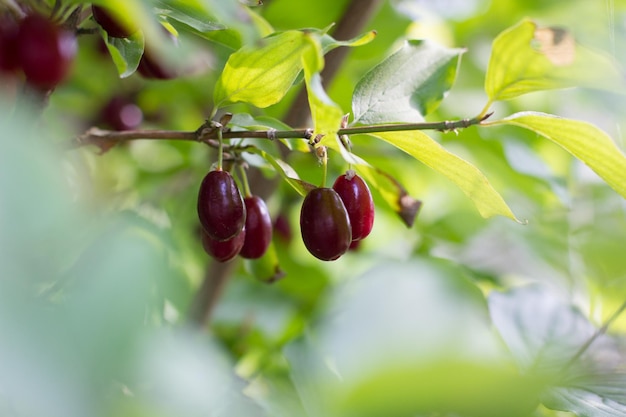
[1,0,626,416]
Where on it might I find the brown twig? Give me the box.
[71,114,490,151]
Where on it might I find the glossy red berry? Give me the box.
[201,228,245,262]
[197,170,246,241]
[0,19,19,73]
[17,14,77,89]
[240,196,272,259]
[100,96,143,131]
[300,188,352,261]
[92,5,137,38]
[333,170,374,241]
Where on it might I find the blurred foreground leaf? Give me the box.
[284,259,543,417]
[489,285,626,417]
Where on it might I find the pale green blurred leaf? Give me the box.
[490,112,626,199]
[489,285,626,417]
[373,131,519,221]
[285,259,542,417]
[352,40,464,124]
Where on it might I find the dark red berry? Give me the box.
[332,170,374,241]
[0,19,19,73]
[240,196,272,259]
[100,96,143,131]
[273,213,292,243]
[300,188,352,261]
[137,54,176,80]
[201,227,245,262]
[92,5,137,38]
[137,29,177,80]
[197,170,246,241]
[17,14,77,89]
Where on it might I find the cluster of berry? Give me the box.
[197,168,374,263]
[0,4,178,92]
[0,13,77,90]
[197,170,273,262]
[301,171,374,260]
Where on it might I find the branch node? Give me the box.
[267,128,277,140]
[304,128,314,140]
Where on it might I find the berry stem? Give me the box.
[320,146,328,187]
[238,164,252,198]
[215,122,224,171]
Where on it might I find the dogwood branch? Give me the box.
[71,113,492,151]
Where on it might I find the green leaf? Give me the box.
[373,131,519,221]
[320,30,377,53]
[246,147,315,196]
[104,31,144,78]
[214,31,317,108]
[485,19,625,102]
[490,111,626,199]
[301,40,344,143]
[153,0,225,33]
[352,39,464,125]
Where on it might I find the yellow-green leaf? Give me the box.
[214,31,314,108]
[301,41,344,144]
[485,19,625,102]
[374,131,519,221]
[490,111,626,199]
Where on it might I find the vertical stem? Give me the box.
[239,164,252,198]
[216,125,224,171]
[320,147,328,187]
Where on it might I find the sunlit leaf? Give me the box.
[373,131,519,221]
[485,19,625,102]
[320,30,377,53]
[489,111,626,199]
[352,40,464,125]
[214,31,317,108]
[301,40,344,145]
[104,31,144,78]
